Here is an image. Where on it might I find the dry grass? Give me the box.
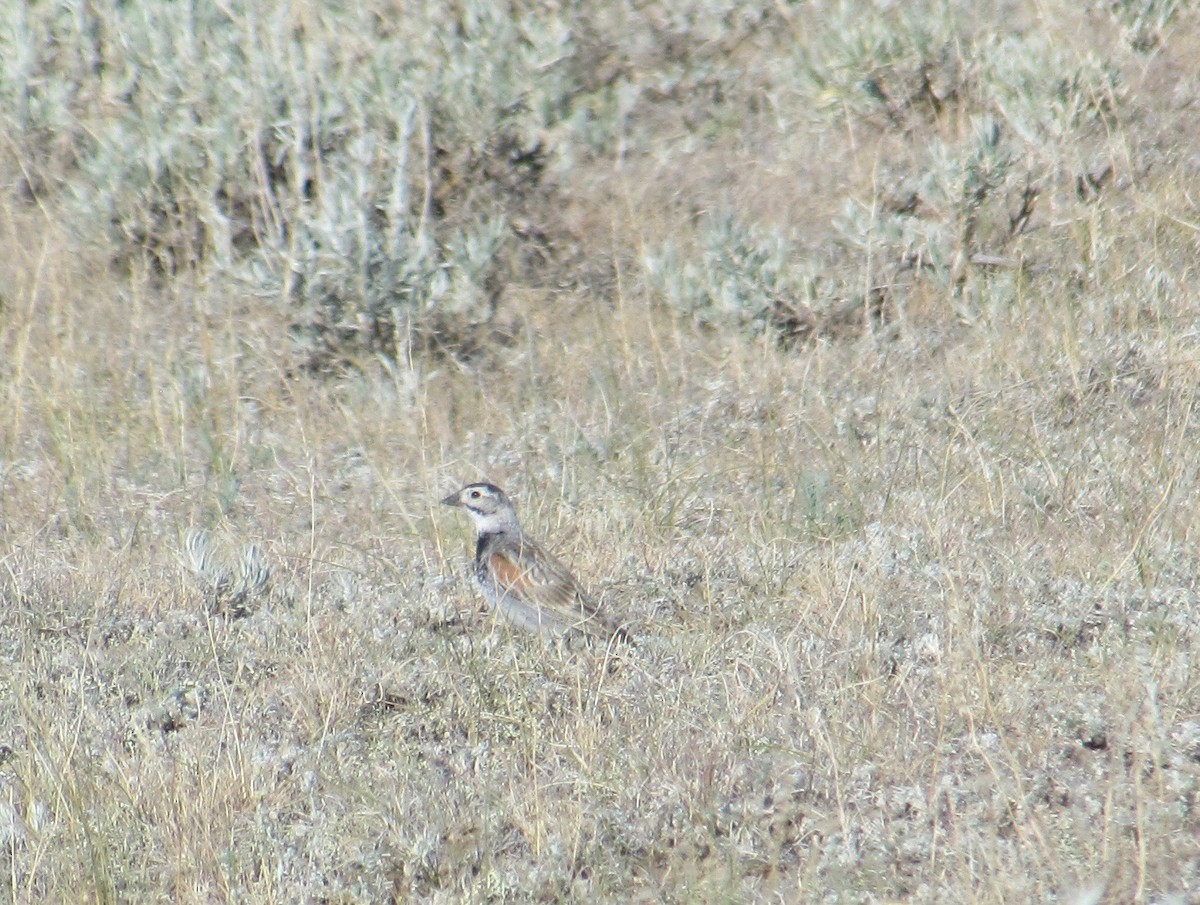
[4,1,1200,902]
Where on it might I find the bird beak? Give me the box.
[441,491,460,507]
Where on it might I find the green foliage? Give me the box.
[647,4,1128,340]
[645,215,817,334]
[3,0,1141,356]
[791,0,967,127]
[1104,0,1183,51]
[0,1,611,365]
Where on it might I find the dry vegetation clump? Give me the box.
[3,0,1200,902]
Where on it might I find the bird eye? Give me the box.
[469,489,481,499]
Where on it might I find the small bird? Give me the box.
[441,482,628,643]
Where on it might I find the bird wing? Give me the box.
[488,539,620,637]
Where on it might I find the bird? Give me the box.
[441,482,628,644]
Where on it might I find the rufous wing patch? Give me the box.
[490,551,533,594]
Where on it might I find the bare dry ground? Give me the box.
[3,1,1200,902]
